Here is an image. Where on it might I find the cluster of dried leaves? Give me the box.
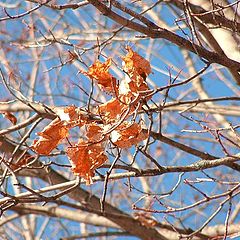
[30,47,152,184]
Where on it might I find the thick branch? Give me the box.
[0,100,56,119]
[149,131,240,171]
[12,204,119,229]
[168,0,240,33]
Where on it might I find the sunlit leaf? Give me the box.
[122,46,151,77]
[82,58,118,94]
[119,74,149,95]
[66,140,108,185]
[119,56,151,104]
[118,75,151,105]
[86,122,104,142]
[56,105,89,128]
[31,119,69,155]
[111,122,147,148]
[98,98,128,123]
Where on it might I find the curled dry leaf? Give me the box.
[122,46,151,77]
[66,140,108,185]
[31,119,69,155]
[1,111,17,125]
[111,122,147,148]
[82,58,117,94]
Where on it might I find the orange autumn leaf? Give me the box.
[82,58,117,94]
[98,94,145,124]
[98,98,128,123]
[31,106,101,156]
[118,75,151,104]
[111,122,147,148]
[127,74,150,93]
[120,48,152,104]
[86,123,104,142]
[66,141,108,185]
[122,46,151,77]
[56,105,88,128]
[31,119,69,155]
[1,111,17,125]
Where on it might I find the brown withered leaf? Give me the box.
[82,58,117,94]
[122,46,151,77]
[31,119,69,155]
[111,122,147,148]
[66,140,108,185]
[1,111,17,125]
